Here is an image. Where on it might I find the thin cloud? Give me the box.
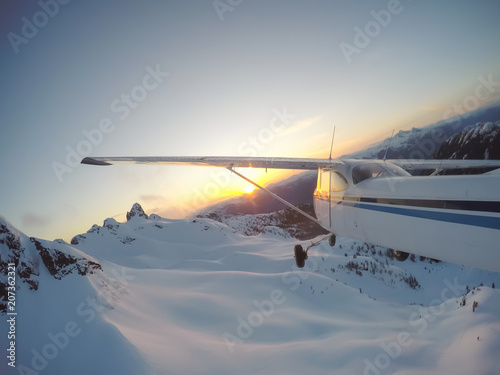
[21,212,51,228]
[278,116,323,137]
[139,194,165,203]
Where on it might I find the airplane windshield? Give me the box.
[386,163,412,177]
[316,170,349,198]
[331,171,349,192]
[352,163,409,184]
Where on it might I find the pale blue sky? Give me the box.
[1,0,500,240]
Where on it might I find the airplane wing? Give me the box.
[387,159,500,171]
[81,156,341,170]
[81,156,500,172]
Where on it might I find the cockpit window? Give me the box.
[352,163,408,184]
[331,171,349,192]
[386,163,411,177]
[319,170,330,195]
[316,170,349,198]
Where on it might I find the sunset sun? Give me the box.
[244,185,256,194]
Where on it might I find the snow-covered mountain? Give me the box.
[345,101,500,160]
[434,121,500,160]
[0,214,150,374]
[2,203,499,374]
[0,217,102,312]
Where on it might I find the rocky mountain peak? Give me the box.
[126,203,149,221]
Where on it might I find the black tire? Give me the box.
[393,250,410,262]
[328,234,336,247]
[294,244,307,268]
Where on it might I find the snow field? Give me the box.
[1,214,499,374]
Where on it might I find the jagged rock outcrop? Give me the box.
[71,217,123,245]
[0,217,102,313]
[126,202,149,221]
[1,219,40,295]
[30,237,101,280]
[71,204,147,247]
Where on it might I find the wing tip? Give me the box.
[81,157,112,166]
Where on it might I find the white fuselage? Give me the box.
[313,161,500,273]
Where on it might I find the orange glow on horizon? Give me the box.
[146,168,306,221]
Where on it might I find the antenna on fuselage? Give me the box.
[329,126,336,161]
[383,129,396,162]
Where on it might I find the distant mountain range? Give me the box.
[346,101,500,159]
[198,170,318,216]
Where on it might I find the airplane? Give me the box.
[81,155,500,273]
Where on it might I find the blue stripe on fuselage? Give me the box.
[338,200,500,230]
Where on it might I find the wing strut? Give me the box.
[227,167,320,224]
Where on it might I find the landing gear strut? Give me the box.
[294,233,336,268]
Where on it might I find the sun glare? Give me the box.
[244,185,256,194]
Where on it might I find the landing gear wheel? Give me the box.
[328,234,336,247]
[393,249,409,262]
[294,244,308,268]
